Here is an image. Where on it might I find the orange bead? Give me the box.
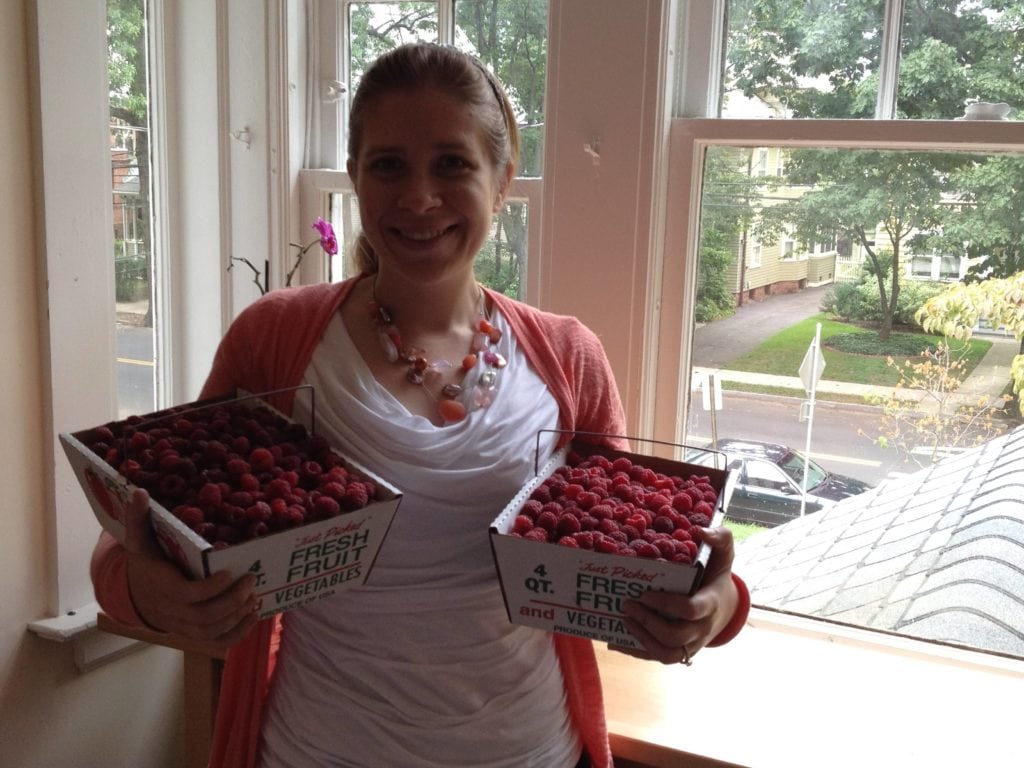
[437,398,467,423]
[462,353,478,370]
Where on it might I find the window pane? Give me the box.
[348,2,439,88]
[327,192,527,299]
[724,0,1024,120]
[109,0,157,418]
[686,142,1024,658]
[454,0,549,177]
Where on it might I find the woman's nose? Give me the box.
[396,171,441,213]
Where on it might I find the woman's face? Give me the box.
[348,87,513,288]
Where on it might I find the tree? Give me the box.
[757,149,955,339]
[108,0,152,325]
[916,272,1024,414]
[696,147,760,321]
[727,0,1024,335]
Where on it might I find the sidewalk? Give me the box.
[695,334,1020,410]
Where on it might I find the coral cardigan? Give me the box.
[91,277,749,768]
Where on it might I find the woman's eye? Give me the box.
[438,155,470,171]
[368,156,402,174]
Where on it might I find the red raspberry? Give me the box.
[524,528,550,542]
[174,505,205,527]
[536,510,559,533]
[594,536,619,554]
[617,545,639,557]
[672,551,693,565]
[625,513,648,533]
[652,515,675,534]
[671,528,693,543]
[226,458,250,476]
[239,472,261,492]
[556,514,583,537]
[312,496,341,518]
[341,483,369,510]
[248,447,275,472]
[529,484,552,504]
[266,478,293,499]
[694,500,714,517]
[630,540,661,559]
[611,457,633,473]
[204,440,229,463]
[671,492,694,513]
[198,482,222,507]
[654,538,677,558]
[563,483,585,500]
[128,431,151,452]
[573,531,597,549]
[620,524,641,542]
[688,512,712,528]
[520,499,544,520]
[512,515,535,535]
[557,536,580,548]
[244,502,272,523]
[589,504,614,521]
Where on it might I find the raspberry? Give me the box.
[573,531,596,549]
[594,536,619,554]
[671,528,693,543]
[174,505,205,527]
[198,482,222,507]
[630,540,661,559]
[688,512,711,528]
[652,515,675,534]
[536,510,559,533]
[557,536,580,548]
[524,528,550,542]
[671,492,694,513]
[694,500,714,517]
[226,458,250,476]
[530,485,552,504]
[249,447,275,472]
[244,501,272,523]
[611,457,633,473]
[245,521,269,539]
[341,483,369,510]
[512,515,535,535]
[589,503,614,521]
[556,514,582,537]
[266,478,294,499]
[617,545,638,557]
[312,496,341,519]
[239,472,261,492]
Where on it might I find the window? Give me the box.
[299,0,548,300]
[666,0,1024,664]
[109,0,164,419]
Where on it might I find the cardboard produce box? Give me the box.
[61,390,401,619]
[490,437,732,649]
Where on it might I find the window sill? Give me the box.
[596,607,1024,768]
[27,601,143,671]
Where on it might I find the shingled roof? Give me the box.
[732,424,1024,658]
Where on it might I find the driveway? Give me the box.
[692,285,831,368]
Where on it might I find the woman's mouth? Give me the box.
[393,224,456,242]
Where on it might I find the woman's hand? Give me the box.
[617,526,738,665]
[123,489,259,645]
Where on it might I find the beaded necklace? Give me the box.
[368,285,507,424]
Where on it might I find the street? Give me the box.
[116,325,155,419]
[685,390,900,486]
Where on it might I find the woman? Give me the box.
[92,43,748,768]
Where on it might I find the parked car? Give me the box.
[687,438,873,527]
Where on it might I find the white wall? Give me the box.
[0,1,184,765]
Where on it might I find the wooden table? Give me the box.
[98,615,745,768]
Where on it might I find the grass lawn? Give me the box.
[726,313,993,387]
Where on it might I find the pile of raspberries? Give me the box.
[510,450,719,564]
[82,399,379,548]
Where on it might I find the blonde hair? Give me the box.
[347,43,520,274]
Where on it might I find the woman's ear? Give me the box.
[493,161,515,212]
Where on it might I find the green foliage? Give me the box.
[822,272,949,327]
[115,255,149,302]
[727,313,993,387]
[825,331,945,358]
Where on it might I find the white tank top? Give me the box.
[257,307,582,768]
